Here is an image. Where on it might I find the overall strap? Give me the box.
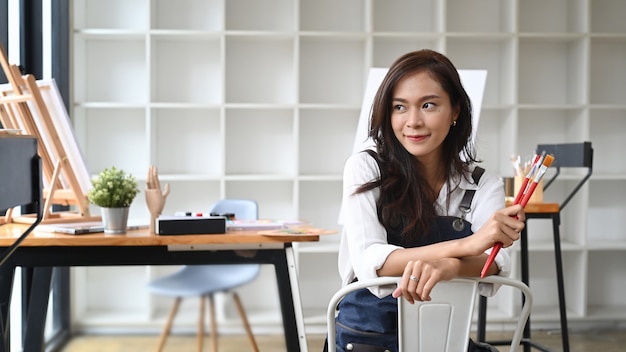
[459,166,485,212]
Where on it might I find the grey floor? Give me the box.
[61,329,626,352]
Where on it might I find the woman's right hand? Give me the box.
[463,204,525,255]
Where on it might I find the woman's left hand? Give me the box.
[391,258,459,303]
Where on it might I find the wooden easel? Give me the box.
[0,45,99,224]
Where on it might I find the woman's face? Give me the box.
[390,70,458,165]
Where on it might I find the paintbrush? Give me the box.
[481,154,555,278]
[513,151,544,205]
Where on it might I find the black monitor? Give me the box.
[0,134,42,267]
[0,134,41,212]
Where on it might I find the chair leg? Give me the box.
[209,294,218,352]
[198,295,205,352]
[156,297,181,352]
[232,292,259,352]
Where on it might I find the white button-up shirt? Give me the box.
[338,151,511,298]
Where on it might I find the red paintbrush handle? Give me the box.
[513,177,529,205]
[481,242,502,278]
[482,154,550,278]
[482,181,541,278]
[520,182,539,207]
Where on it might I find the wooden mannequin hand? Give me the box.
[145,166,170,233]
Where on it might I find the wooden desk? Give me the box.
[477,202,570,352]
[0,224,322,352]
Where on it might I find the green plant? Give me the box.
[87,167,139,208]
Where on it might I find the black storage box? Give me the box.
[156,216,226,235]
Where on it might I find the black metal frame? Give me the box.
[0,244,304,352]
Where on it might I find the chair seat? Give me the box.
[147,264,260,297]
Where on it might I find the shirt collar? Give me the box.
[450,165,482,192]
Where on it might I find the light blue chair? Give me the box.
[148,199,260,352]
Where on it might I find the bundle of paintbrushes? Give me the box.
[511,154,535,178]
[481,152,555,278]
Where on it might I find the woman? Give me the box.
[330,49,525,351]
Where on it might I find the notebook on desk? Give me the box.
[225,219,305,231]
[37,221,148,235]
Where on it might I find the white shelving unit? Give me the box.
[69,0,626,334]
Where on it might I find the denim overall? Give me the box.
[330,167,484,352]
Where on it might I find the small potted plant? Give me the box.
[88,167,139,234]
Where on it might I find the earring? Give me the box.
[452,120,457,127]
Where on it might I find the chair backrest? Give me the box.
[536,142,593,209]
[327,276,532,352]
[209,199,258,220]
[399,279,478,351]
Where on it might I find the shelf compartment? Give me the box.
[589,109,626,174]
[73,0,149,30]
[519,0,586,34]
[299,108,357,175]
[474,108,516,176]
[524,250,585,318]
[446,0,514,33]
[372,0,441,33]
[590,0,626,33]
[587,251,626,318]
[446,37,515,106]
[224,180,295,219]
[589,37,626,105]
[518,37,587,105]
[299,37,365,105]
[226,0,294,31]
[522,176,588,246]
[73,107,148,176]
[297,252,342,314]
[73,37,147,104]
[372,36,443,67]
[298,180,342,237]
[517,108,586,156]
[523,195,586,247]
[224,108,295,176]
[152,0,223,31]
[225,37,295,104]
[299,0,364,32]
[81,266,151,312]
[153,108,222,176]
[159,180,221,217]
[151,38,222,104]
[588,180,626,243]
[554,179,588,245]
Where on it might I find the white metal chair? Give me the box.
[327,276,532,352]
[147,199,260,352]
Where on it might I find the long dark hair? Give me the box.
[356,49,477,239]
